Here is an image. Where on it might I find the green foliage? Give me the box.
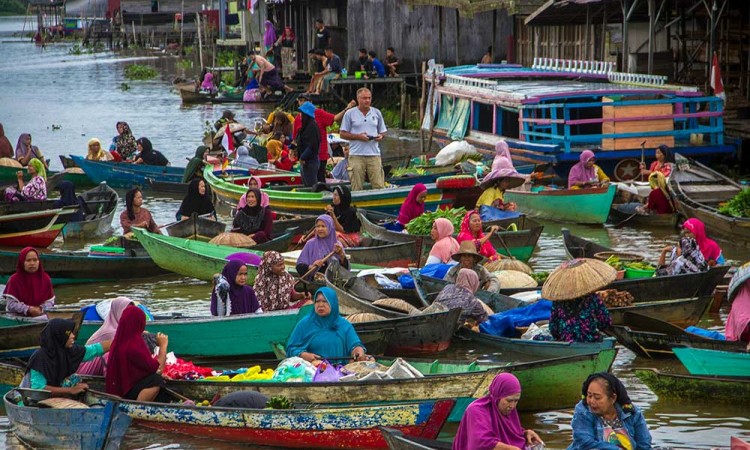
[718,187,750,218]
[68,44,84,55]
[177,58,193,70]
[265,395,293,410]
[405,207,466,236]
[531,271,549,284]
[390,166,426,177]
[625,261,656,271]
[381,107,420,130]
[0,0,27,16]
[120,83,130,91]
[124,64,158,80]
[216,49,239,68]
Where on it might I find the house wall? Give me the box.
[121,0,203,14]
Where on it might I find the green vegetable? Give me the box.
[405,208,466,236]
[390,166,426,178]
[625,262,655,271]
[718,188,750,218]
[604,255,624,271]
[265,395,294,410]
[531,271,549,283]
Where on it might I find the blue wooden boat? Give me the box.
[4,389,131,449]
[673,347,750,377]
[70,155,185,189]
[457,328,617,359]
[425,61,735,180]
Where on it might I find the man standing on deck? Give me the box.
[339,88,387,191]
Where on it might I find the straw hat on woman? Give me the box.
[444,241,500,293]
[543,258,615,343]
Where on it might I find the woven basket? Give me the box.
[38,398,89,409]
[541,258,617,301]
[372,298,419,314]
[484,258,532,275]
[209,232,256,248]
[593,251,645,263]
[494,270,538,289]
[346,312,387,323]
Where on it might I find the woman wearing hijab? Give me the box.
[640,144,674,178]
[134,137,169,166]
[114,122,138,162]
[278,26,296,80]
[234,145,259,169]
[106,306,170,402]
[182,145,208,183]
[726,262,750,344]
[53,180,85,222]
[266,133,285,164]
[3,247,55,318]
[569,372,652,450]
[21,319,111,397]
[85,137,113,161]
[254,251,310,311]
[15,133,47,168]
[0,123,14,159]
[476,156,525,211]
[388,183,427,232]
[568,150,610,189]
[237,176,270,210]
[176,178,216,221]
[682,218,725,265]
[456,210,501,262]
[297,102,321,187]
[656,235,708,277]
[120,188,159,234]
[211,260,262,316]
[296,214,348,279]
[636,171,675,215]
[201,71,217,93]
[4,157,47,202]
[426,218,460,265]
[232,188,273,243]
[263,20,277,55]
[285,287,368,366]
[434,268,489,325]
[77,297,134,376]
[453,372,544,450]
[324,185,361,247]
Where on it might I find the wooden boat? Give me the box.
[380,427,452,450]
[205,165,456,216]
[503,184,617,224]
[635,368,750,404]
[0,163,93,189]
[607,311,746,359]
[0,207,78,247]
[147,167,301,194]
[562,229,730,302]
[609,296,712,329]
[0,320,46,355]
[608,203,679,228]
[70,155,185,189]
[412,270,527,310]
[4,390,131,450]
[456,328,617,359]
[673,347,750,377]
[670,154,750,246]
[61,182,119,240]
[176,82,280,104]
[284,237,421,268]
[89,389,455,450]
[163,213,227,240]
[358,209,543,263]
[326,261,461,354]
[423,62,733,179]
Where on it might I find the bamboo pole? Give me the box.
[196,14,204,71]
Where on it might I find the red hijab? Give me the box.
[105,305,159,397]
[456,210,498,260]
[2,247,54,307]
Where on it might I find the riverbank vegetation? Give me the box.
[124,64,158,80]
[0,0,27,16]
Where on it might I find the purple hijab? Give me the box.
[568,149,597,188]
[210,260,260,315]
[264,20,277,48]
[453,373,526,450]
[297,214,344,266]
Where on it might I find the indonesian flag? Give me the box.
[711,51,726,100]
[248,0,258,13]
[221,124,235,154]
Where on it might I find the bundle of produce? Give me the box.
[531,271,549,284]
[405,207,466,235]
[597,289,634,307]
[624,261,656,271]
[718,188,750,218]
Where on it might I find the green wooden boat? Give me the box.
[0,164,94,189]
[503,184,617,224]
[635,368,750,404]
[673,347,750,377]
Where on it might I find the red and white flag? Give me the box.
[221,123,235,154]
[248,0,258,13]
[711,51,726,100]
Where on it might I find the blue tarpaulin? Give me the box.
[479,300,552,337]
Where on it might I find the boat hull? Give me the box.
[609,296,712,329]
[608,205,679,228]
[71,155,185,189]
[60,183,118,240]
[0,208,69,248]
[607,326,745,359]
[635,368,750,404]
[673,347,750,377]
[457,328,616,359]
[504,184,616,224]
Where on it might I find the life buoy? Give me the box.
[614,158,642,181]
[436,175,477,189]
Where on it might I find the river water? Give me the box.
[1,15,749,449]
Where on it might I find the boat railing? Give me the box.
[443,74,498,89]
[532,57,674,89]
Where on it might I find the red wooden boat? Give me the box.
[0,208,77,247]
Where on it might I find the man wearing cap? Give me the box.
[444,241,500,293]
[339,87,387,191]
[293,94,356,183]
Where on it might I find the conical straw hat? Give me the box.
[209,232,256,248]
[485,258,532,275]
[493,270,538,289]
[541,258,616,301]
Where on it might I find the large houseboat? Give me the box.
[423,58,736,180]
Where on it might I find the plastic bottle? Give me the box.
[341,68,348,79]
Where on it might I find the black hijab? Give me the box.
[177,178,215,219]
[333,185,360,233]
[26,319,86,387]
[233,188,266,234]
[137,137,169,166]
[298,113,320,161]
[581,372,634,410]
[53,180,85,222]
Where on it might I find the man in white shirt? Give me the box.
[339,88,387,190]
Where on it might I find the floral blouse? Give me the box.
[549,294,612,343]
[22,176,47,200]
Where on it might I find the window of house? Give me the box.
[472,102,494,133]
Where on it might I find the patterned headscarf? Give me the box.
[254,251,296,311]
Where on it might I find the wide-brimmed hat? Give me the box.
[479,156,526,190]
[541,258,616,301]
[451,240,486,264]
[728,261,750,301]
[299,102,316,118]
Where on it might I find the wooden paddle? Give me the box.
[292,224,317,250]
[300,250,336,279]
[639,140,647,182]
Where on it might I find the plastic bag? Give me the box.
[312,361,344,382]
[399,263,454,288]
[520,323,552,341]
[243,88,262,102]
[272,357,315,382]
[231,365,275,382]
[434,141,478,166]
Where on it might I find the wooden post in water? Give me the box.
[196,14,204,71]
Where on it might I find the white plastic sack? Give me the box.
[521,323,551,340]
[434,141,478,166]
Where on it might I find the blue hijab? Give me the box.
[285,287,364,360]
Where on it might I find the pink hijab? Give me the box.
[682,218,722,262]
[568,149,597,188]
[726,283,750,341]
[397,183,427,226]
[201,72,214,90]
[77,296,133,376]
[456,268,480,293]
[457,210,498,260]
[428,218,459,263]
[453,373,526,450]
[495,140,512,161]
[237,176,270,209]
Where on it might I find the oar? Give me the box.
[292,225,317,250]
[300,250,336,279]
[490,227,532,272]
[613,212,639,228]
